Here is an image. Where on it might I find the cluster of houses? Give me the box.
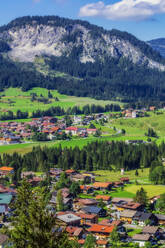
[0,115,101,145]
[0,167,16,247]
[42,169,165,248]
[0,166,164,247]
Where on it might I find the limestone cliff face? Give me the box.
[0,20,165,71]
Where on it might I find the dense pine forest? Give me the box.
[1,140,165,184]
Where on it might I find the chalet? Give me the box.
[120,177,129,184]
[118,202,143,212]
[0,167,14,175]
[142,226,160,238]
[73,199,98,211]
[114,181,124,188]
[71,173,89,183]
[28,177,43,186]
[21,171,35,179]
[120,210,137,223]
[155,214,165,225]
[132,234,151,247]
[79,174,94,184]
[86,128,97,134]
[66,226,83,239]
[76,212,98,225]
[65,127,79,135]
[87,224,115,239]
[65,169,76,176]
[95,195,111,204]
[56,213,81,227]
[112,197,133,205]
[82,173,95,183]
[112,197,133,211]
[93,182,113,191]
[80,185,94,194]
[82,206,106,217]
[99,220,123,230]
[133,212,158,226]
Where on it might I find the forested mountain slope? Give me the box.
[1,16,165,102]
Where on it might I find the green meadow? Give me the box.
[0,87,120,114]
[111,111,165,139]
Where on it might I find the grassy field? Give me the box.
[93,168,150,184]
[92,169,165,198]
[126,185,165,198]
[111,111,165,139]
[0,87,121,114]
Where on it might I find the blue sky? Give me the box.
[0,0,165,41]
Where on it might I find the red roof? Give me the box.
[65,169,75,174]
[88,224,115,234]
[65,126,78,131]
[97,240,108,245]
[93,182,112,188]
[96,195,111,201]
[78,240,85,245]
[120,177,129,181]
[76,213,97,220]
[0,167,13,172]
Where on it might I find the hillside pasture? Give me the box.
[0,87,121,114]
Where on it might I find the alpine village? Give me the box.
[0,8,165,248]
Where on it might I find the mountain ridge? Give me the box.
[0,16,165,70]
[0,16,165,102]
[148,38,165,58]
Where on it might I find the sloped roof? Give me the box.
[88,224,115,234]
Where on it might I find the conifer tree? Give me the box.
[9,179,72,248]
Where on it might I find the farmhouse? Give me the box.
[56,213,81,227]
[95,195,111,204]
[81,206,106,217]
[0,167,14,175]
[93,182,113,191]
[76,212,98,225]
[132,234,151,247]
[120,210,137,223]
[87,224,115,238]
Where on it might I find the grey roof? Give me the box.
[155,214,165,221]
[120,210,137,218]
[82,206,102,214]
[139,213,153,221]
[57,214,81,223]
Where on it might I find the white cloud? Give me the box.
[79,0,165,21]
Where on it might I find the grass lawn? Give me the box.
[78,193,94,199]
[110,189,135,198]
[93,169,150,184]
[126,185,165,198]
[127,228,142,237]
[111,111,165,140]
